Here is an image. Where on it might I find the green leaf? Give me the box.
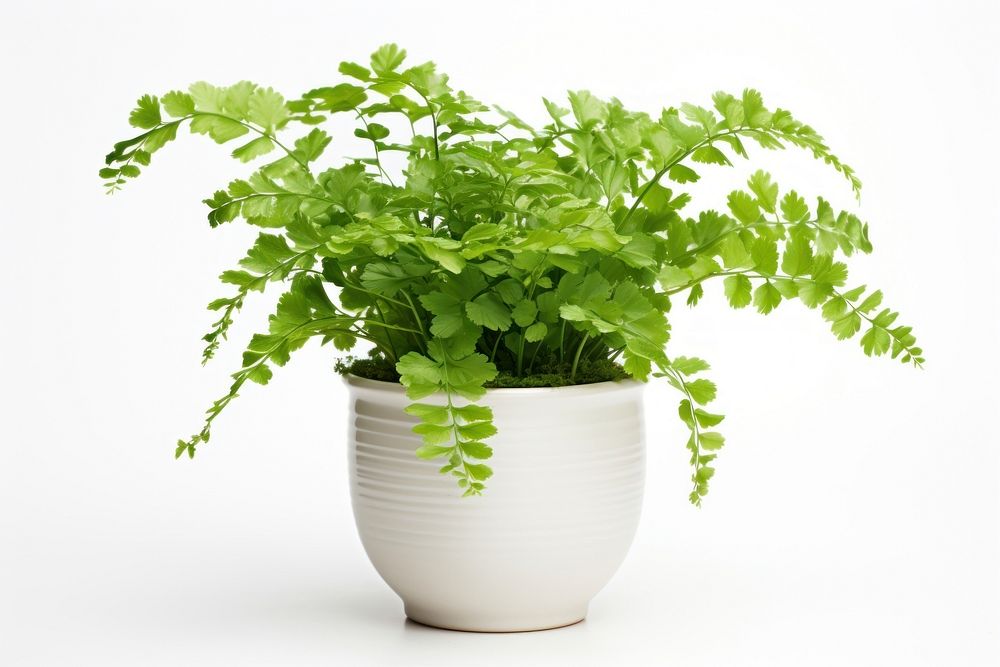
[687,378,717,405]
[231,136,274,162]
[716,133,748,158]
[668,164,699,183]
[821,296,848,322]
[462,223,501,243]
[695,465,715,483]
[367,123,391,140]
[694,409,725,428]
[742,88,770,127]
[872,308,897,328]
[542,97,570,126]
[511,299,538,327]
[305,84,368,112]
[751,237,779,275]
[687,284,704,306]
[144,123,178,153]
[338,61,371,81]
[246,364,273,385]
[858,290,883,313]
[458,421,498,440]
[691,145,731,166]
[712,91,742,127]
[671,357,711,375]
[680,103,718,131]
[466,294,512,331]
[404,403,450,425]
[719,235,751,270]
[841,286,867,302]
[723,274,752,309]
[559,304,589,323]
[618,233,659,269]
[811,256,848,286]
[362,262,426,296]
[453,404,493,422]
[780,191,809,222]
[524,321,548,342]
[798,278,833,308]
[466,463,493,481]
[645,127,679,166]
[831,312,862,340]
[753,281,782,314]
[460,441,493,459]
[188,81,225,112]
[495,279,524,306]
[414,422,453,445]
[247,87,288,131]
[781,236,813,276]
[700,432,725,451]
[727,190,760,224]
[371,43,407,75]
[417,239,466,274]
[747,170,778,213]
[190,115,249,143]
[430,313,465,339]
[397,352,442,393]
[568,90,607,129]
[772,278,799,299]
[129,95,161,129]
[162,91,195,118]
[293,128,332,162]
[861,326,891,356]
[416,444,453,459]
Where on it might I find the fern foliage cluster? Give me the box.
[103,44,920,503]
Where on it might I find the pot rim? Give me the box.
[343,373,644,396]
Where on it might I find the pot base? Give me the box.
[404,603,587,633]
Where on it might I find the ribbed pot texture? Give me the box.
[345,375,646,632]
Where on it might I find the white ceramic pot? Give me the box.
[345,376,646,632]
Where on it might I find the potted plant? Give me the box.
[100,44,921,632]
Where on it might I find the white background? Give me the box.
[1,1,997,665]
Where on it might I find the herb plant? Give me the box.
[101,44,921,504]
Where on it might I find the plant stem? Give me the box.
[527,340,543,374]
[570,332,589,382]
[372,302,398,361]
[515,335,526,376]
[489,331,502,363]
[196,112,310,171]
[355,111,395,186]
[559,320,567,363]
[618,128,746,232]
[402,291,428,352]
[406,85,440,161]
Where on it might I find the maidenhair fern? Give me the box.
[102,43,921,503]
